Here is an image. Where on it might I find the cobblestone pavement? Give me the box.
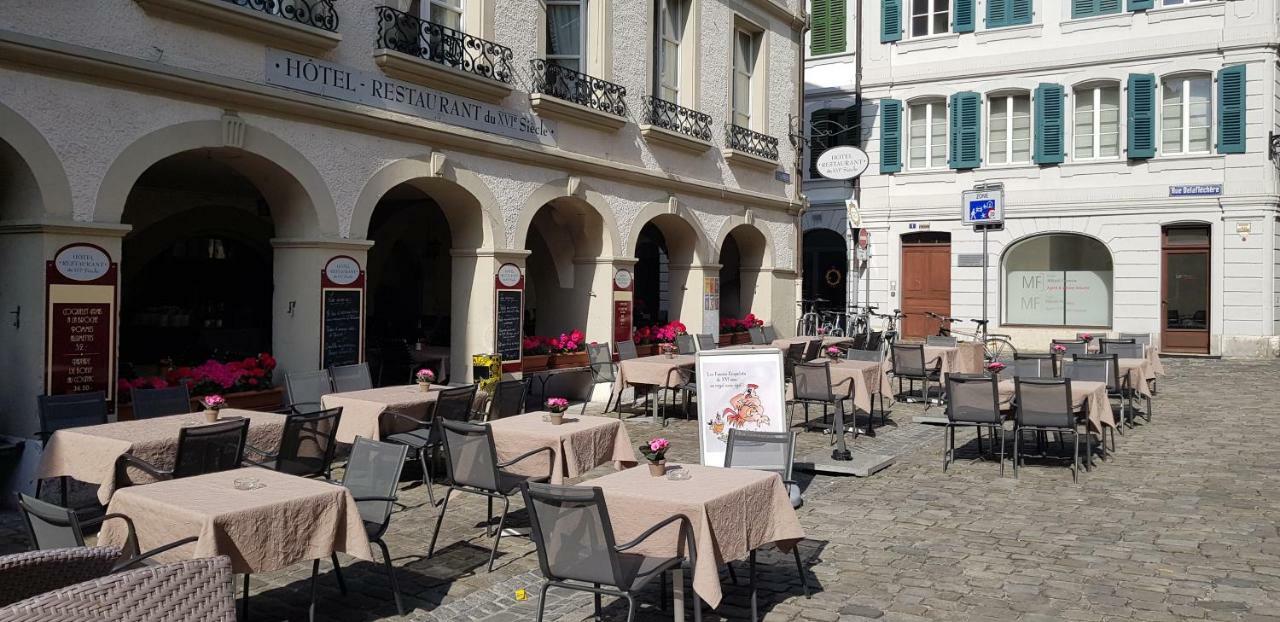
[3,358,1279,621]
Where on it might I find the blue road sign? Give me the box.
[968,199,996,222]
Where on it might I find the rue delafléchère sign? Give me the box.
[264,49,557,146]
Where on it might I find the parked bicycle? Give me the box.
[925,311,1017,362]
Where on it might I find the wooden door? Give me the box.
[1161,225,1210,354]
[901,234,951,339]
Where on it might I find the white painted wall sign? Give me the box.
[613,268,633,290]
[496,263,523,288]
[324,256,361,286]
[265,49,557,146]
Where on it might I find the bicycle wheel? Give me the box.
[983,337,1016,363]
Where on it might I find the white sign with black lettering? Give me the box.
[815,146,870,180]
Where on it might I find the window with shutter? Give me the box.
[840,104,862,148]
[1098,0,1123,13]
[987,0,1008,27]
[1217,64,1246,154]
[881,0,902,42]
[954,0,975,32]
[1127,73,1156,159]
[880,99,903,173]
[1009,0,1032,25]
[1128,0,1153,11]
[810,0,846,55]
[828,0,847,53]
[949,92,981,169]
[1034,84,1064,165]
[1072,0,1122,17]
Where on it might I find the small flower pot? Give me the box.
[418,381,431,393]
[548,412,565,425]
[203,408,220,423]
[648,461,666,477]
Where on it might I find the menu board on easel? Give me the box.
[320,256,365,369]
[494,263,524,373]
[45,244,119,405]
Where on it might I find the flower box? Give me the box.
[522,354,550,373]
[718,334,733,347]
[732,332,751,345]
[635,344,658,357]
[116,386,284,421]
[549,351,589,369]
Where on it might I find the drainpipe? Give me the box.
[795,7,811,328]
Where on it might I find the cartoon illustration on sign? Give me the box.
[707,382,771,442]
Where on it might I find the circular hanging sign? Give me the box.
[614,268,633,290]
[54,245,111,282]
[858,228,870,250]
[815,146,870,180]
[324,256,361,286]
[497,263,523,288]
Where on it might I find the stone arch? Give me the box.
[94,120,336,237]
[626,201,714,266]
[713,217,774,269]
[349,155,502,249]
[514,178,620,257]
[0,102,74,221]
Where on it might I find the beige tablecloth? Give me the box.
[920,343,984,379]
[826,360,893,414]
[35,409,286,505]
[489,412,637,484]
[322,385,439,444]
[998,379,1115,434]
[1118,358,1154,398]
[581,464,804,608]
[97,467,371,574]
[771,336,850,350]
[611,355,696,402]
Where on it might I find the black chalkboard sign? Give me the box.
[323,289,362,368]
[495,289,522,362]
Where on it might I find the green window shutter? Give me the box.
[1127,73,1156,159]
[811,0,831,55]
[1034,84,1065,165]
[1098,0,1122,13]
[953,0,975,32]
[828,0,847,54]
[880,99,902,173]
[881,0,902,43]
[1072,0,1097,18]
[949,92,982,170]
[839,104,862,147]
[1128,0,1153,11]
[1009,0,1033,25]
[987,0,1008,27]
[1218,64,1247,154]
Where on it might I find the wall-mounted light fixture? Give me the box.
[287,301,296,317]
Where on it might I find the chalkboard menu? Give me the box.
[495,289,522,362]
[322,289,362,368]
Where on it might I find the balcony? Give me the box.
[135,0,341,53]
[639,97,713,154]
[372,6,514,104]
[529,59,628,131]
[723,123,780,170]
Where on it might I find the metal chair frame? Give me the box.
[35,391,108,506]
[329,362,373,393]
[283,369,335,414]
[890,344,942,410]
[1012,377,1091,482]
[17,494,197,574]
[243,408,342,479]
[383,384,479,508]
[115,418,249,484]
[943,375,1006,476]
[129,385,192,420]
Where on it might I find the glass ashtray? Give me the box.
[666,469,692,481]
[233,477,264,491]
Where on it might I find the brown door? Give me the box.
[1161,225,1210,354]
[901,233,951,339]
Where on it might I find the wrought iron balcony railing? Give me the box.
[375,6,514,85]
[221,0,338,32]
[530,59,628,118]
[642,97,713,142]
[725,124,780,161]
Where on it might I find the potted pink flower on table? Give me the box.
[986,361,1006,378]
[415,368,436,392]
[825,346,842,361]
[201,394,226,423]
[545,397,569,425]
[640,437,670,476]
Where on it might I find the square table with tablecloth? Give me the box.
[97,467,372,574]
[1117,358,1154,398]
[35,410,286,505]
[488,412,636,484]
[824,359,893,414]
[771,336,851,350]
[996,379,1115,434]
[919,342,985,379]
[321,384,489,444]
[580,463,804,609]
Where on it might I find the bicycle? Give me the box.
[925,312,1017,363]
[818,309,846,337]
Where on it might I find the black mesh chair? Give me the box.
[617,340,639,361]
[846,348,883,363]
[17,494,197,573]
[724,429,811,619]
[129,386,192,420]
[329,363,373,392]
[283,370,335,414]
[36,391,108,505]
[1012,378,1090,482]
[520,482,699,622]
[864,331,884,352]
[1101,340,1143,360]
[1051,339,1089,359]
[384,384,478,508]
[489,378,530,420]
[329,438,410,616]
[1071,353,1131,427]
[762,325,778,342]
[696,334,717,351]
[675,334,696,355]
[802,339,823,362]
[585,343,619,415]
[428,420,553,571]
[890,344,942,410]
[848,333,868,351]
[1061,357,1116,455]
[244,408,342,478]
[1118,332,1157,393]
[1012,353,1057,379]
[116,418,249,484]
[944,375,1005,475]
[1100,343,1152,417]
[748,326,767,345]
[790,362,855,440]
[783,343,807,384]
[926,335,957,347]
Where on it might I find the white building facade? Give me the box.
[858,0,1280,357]
[0,0,806,451]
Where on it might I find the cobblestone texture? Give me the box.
[3,358,1278,621]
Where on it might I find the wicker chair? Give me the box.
[0,556,236,621]
[0,547,122,607]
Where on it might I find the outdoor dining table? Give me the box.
[581,463,805,618]
[922,342,985,379]
[321,384,489,444]
[996,378,1116,433]
[825,359,893,416]
[488,412,637,484]
[34,409,286,505]
[611,354,696,425]
[1118,358,1155,398]
[771,336,851,349]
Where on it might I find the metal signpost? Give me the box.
[960,184,1005,325]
